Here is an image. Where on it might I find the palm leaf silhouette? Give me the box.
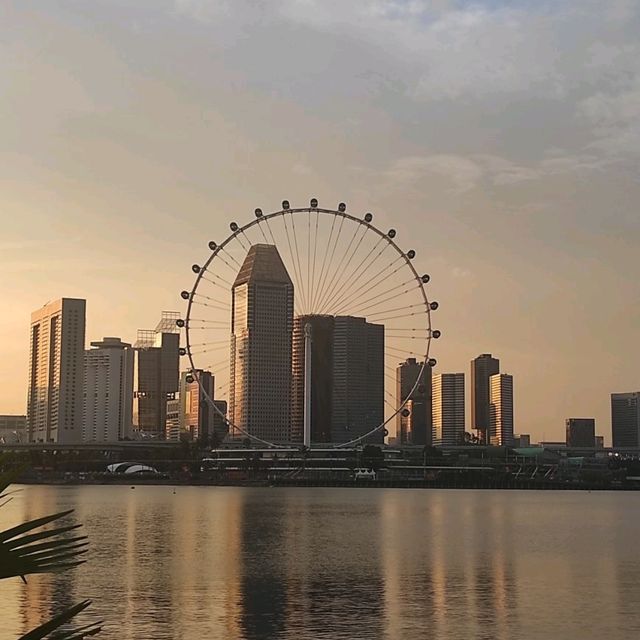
[0,466,103,638]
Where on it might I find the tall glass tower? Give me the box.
[230,244,294,443]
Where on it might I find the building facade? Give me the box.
[229,244,294,443]
[27,298,86,443]
[611,392,640,448]
[179,369,218,443]
[331,316,384,445]
[432,373,465,446]
[165,398,182,442]
[566,418,596,448]
[291,315,335,443]
[395,358,432,446]
[133,312,180,439]
[471,353,500,444]
[83,337,134,442]
[489,373,514,447]
[291,314,384,445]
[0,415,27,444]
[513,434,530,448]
[212,400,228,443]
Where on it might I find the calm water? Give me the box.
[1,486,640,639]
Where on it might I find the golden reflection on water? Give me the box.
[2,487,640,639]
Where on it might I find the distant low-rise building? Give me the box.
[0,415,27,443]
[566,418,596,448]
[539,441,567,449]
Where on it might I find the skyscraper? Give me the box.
[566,418,596,448]
[432,373,465,446]
[179,369,216,442]
[611,392,640,448]
[471,353,500,444]
[133,312,180,438]
[489,373,514,447]
[395,358,432,445]
[229,244,294,443]
[331,316,384,444]
[83,337,134,442]
[291,315,335,443]
[27,298,86,443]
[291,314,384,444]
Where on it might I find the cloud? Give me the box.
[372,149,613,198]
[170,0,640,170]
[578,82,640,158]
[382,154,483,193]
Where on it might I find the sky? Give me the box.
[1,0,639,443]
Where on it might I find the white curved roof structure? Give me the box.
[106,462,158,474]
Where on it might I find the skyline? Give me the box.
[7,225,635,447]
[2,1,640,443]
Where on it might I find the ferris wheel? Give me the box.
[177,199,440,449]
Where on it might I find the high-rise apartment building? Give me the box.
[432,373,465,446]
[395,358,432,445]
[229,244,294,443]
[83,337,134,442]
[331,316,384,444]
[611,392,640,448]
[291,315,335,443]
[566,418,596,448]
[27,298,86,443]
[471,353,500,444]
[133,312,180,438]
[489,373,514,447]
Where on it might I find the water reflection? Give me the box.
[1,487,640,639]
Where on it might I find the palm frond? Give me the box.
[0,509,88,580]
[19,600,102,640]
[0,469,103,638]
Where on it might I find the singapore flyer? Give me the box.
[177,199,439,449]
